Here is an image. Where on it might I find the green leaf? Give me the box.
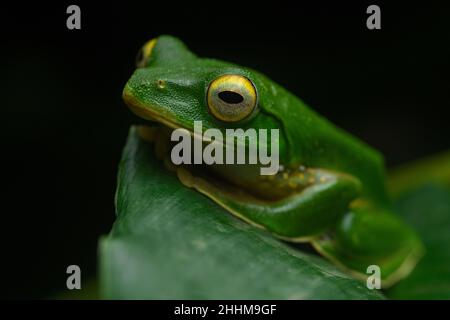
[99,127,383,299]
[385,153,450,299]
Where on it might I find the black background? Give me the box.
[1,1,449,298]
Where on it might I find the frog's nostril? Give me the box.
[157,79,166,89]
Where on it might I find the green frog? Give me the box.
[123,35,424,287]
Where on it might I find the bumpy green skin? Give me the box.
[123,35,424,287]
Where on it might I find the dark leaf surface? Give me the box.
[385,153,450,299]
[387,184,450,299]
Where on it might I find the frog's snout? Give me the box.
[122,85,134,107]
[122,86,158,122]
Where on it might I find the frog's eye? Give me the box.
[135,38,157,68]
[207,74,258,122]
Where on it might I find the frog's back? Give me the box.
[256,75,390,205]
[175,50,389,205]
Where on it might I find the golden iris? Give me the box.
[135,38,157,68]
[207,74,258,122]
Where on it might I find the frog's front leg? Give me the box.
[176,166,361,241]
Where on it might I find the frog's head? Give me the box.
[123,36,261,126]
[123,35,286,158]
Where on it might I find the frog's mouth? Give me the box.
[124,91,185,131]
[123,90,214,145]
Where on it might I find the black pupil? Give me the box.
[218,91,244,104]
